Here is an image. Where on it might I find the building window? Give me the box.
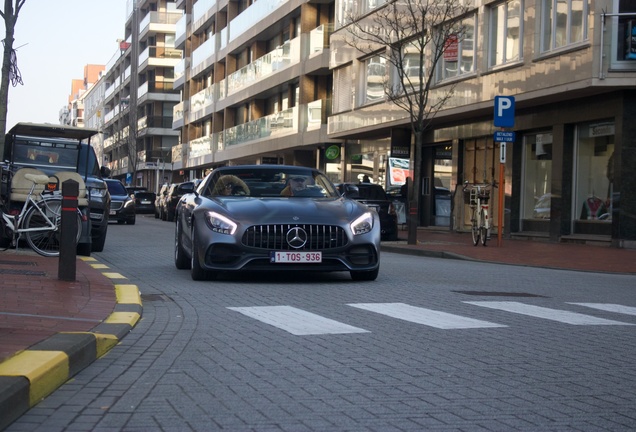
[614,0,636,61]
[363,55,386,104]
[522,133,552,224]
[333,65,352,113]
[541,0,587,52]
[489,0,523,67]
[574,121,614,224]
[398,41,423,91]
[438,14,476,80]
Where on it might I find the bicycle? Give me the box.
[464,182,495,246]
[1,171,82,257]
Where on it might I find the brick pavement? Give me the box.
[0,228,635,429]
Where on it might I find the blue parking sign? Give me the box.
[494,96,515,127]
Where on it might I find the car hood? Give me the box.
[209,197,368,225]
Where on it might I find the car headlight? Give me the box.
[124,199,135,208]
[204,211,237,235]
[350,212,374,236]
[89,187,107,198]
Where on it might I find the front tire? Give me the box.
[471,208,480,246]
[24,198,81,257]
[480,209,488,246]
[175,217,191,270]
[191,225,216,280]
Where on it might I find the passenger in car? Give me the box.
[212,175,250,196]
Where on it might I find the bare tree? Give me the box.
[343,0,471,244]
[0,0,26,154]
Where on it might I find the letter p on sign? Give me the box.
[494,96,515,128]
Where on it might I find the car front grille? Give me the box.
[110,201,124,211]
[242,224,348,250]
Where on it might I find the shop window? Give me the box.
[522,133,552,224]
[489,0,523,67]
[574,122,615,225]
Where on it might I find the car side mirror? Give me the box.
[343,184,360,199]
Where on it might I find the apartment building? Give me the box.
[102,0,182,190]
[60,64,105,128]
[172,0,336,180]
[329,0,636,248]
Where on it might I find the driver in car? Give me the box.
[212,175,250,196]
[280,177,308,196]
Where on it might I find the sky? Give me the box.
[4,0,127,127]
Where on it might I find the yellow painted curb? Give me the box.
[90,263,109,269]
[94,334,119,358]
[102,272,127,279]
[0,351,69,406]
[115,284,142,305]
[105,311,141,327]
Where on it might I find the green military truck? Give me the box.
[1,123,111,255]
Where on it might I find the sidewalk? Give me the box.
[0,251,142,430]
[1,231,635,429]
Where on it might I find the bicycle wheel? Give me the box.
[471,207,480,246]
[23,198,82,257]
[479,208,489,246]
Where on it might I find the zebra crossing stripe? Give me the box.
[568,303,636,316]
[465,301,635,325]
[227,306,370,335]
[347,303,506,329]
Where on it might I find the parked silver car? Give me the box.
[174,165,381,281]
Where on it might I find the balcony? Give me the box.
[223,106,298,147]
[228,0,289,44]
[138,80,176,98]
[175,13,189,48]
[138,46,182,71]
[188,85,214,122]
[191,37,215,77]
[192,0,216,33]
[138,10,182,40]
[226,38,300,96]
[309,24,333,55]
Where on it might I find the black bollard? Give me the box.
[58,179,79,281]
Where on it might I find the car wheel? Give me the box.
[191,225,212,281]
[128,216,136,225]
[350,267,379,281]
[175,218,191,270]
[117,219,125,225]
[92,226,107,252]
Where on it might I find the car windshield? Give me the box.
[201,167,341,198]
[106,180,128,196]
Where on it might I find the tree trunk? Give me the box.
[407,130,423,245]
[0,0,17,154]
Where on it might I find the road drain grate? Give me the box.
[0,260,37,266]
[0,268,46,276]
[453,291,546,298]
[141,294,167,302]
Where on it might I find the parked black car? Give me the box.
[337,182,399,241]
[133,190,156,214]
[164,181,195,222]
[105,179,136,225]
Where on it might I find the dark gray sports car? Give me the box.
[174,165,381,281]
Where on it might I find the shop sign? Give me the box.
[325,145,340,160]
[390,143,410,158]
[589,122,615,137]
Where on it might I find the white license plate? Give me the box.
[109,210,116,215]
[141,200,151,204]
[270,251,322,263]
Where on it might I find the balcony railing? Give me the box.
[192,37,215,71]
[139,10,182,35]
[223,106,298,147]
[138,115,174,130]
[139,46,182,67]
[229,0,289,43]
[189,85,214,120]
[193,0,216,31]
[309,24,333,54]
[226,38,300,95]
[138,80,175,98]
